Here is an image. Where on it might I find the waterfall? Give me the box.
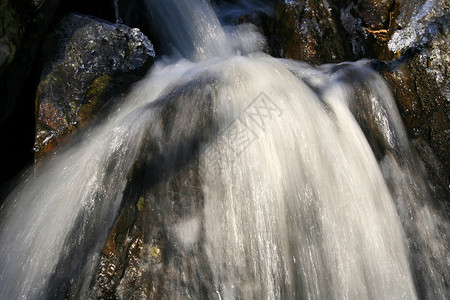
[143,0,231,61]
[0,0,448,299]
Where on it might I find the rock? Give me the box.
[265,0,449,199]
[332,0,398,61]
[376,54,449,186]
[267,0,449,188]
[356,0,395,30]
[374,0,450,188]
[34,13,155,157]
[388,0,448,54]
[50,74,219,299]
[266,0,396,62]
[267,0,397,61]
[394,0,424,29]
[386,0,449,101]
[268,0,352,65]
[0,42,11,67]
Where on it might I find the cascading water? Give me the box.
[0,0,448,299]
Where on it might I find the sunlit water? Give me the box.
[0,0,448,299]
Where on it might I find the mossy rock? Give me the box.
[34,14,155,157]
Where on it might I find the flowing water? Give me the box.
[0,0,448,299]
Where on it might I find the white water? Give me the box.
[0,0,449,299]
[200,57,416,299]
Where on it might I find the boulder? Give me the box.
[34,13,155,157]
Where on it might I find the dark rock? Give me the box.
[0,0,61,185]
[53,74,220,299]
[268,0,352,65]
[34,13,155,157]
[0,0,61,122]
[337,2,369,59]
[332,0,398,61]
[356,0,395,30]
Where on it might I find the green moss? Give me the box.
[137,196,145,211]
[86,74,111,101]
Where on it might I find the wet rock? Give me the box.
[375,50,449,187]
[388,0,447,54]
[265,0,449,197]
[357,0,395,30]
[82,75,219,299]
[34,13,155,157]
[337,2,370,59]
[268,0,352,65]
[267,0,398,61]
[387,0,449,93]
[374,0,450,188]
[332,0,402,61]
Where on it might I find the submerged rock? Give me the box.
[34,13,155,157]
[65,74,218,299]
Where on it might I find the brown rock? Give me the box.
[357,0,395,30]
[268,0,352,65]
[376,52,450,186]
